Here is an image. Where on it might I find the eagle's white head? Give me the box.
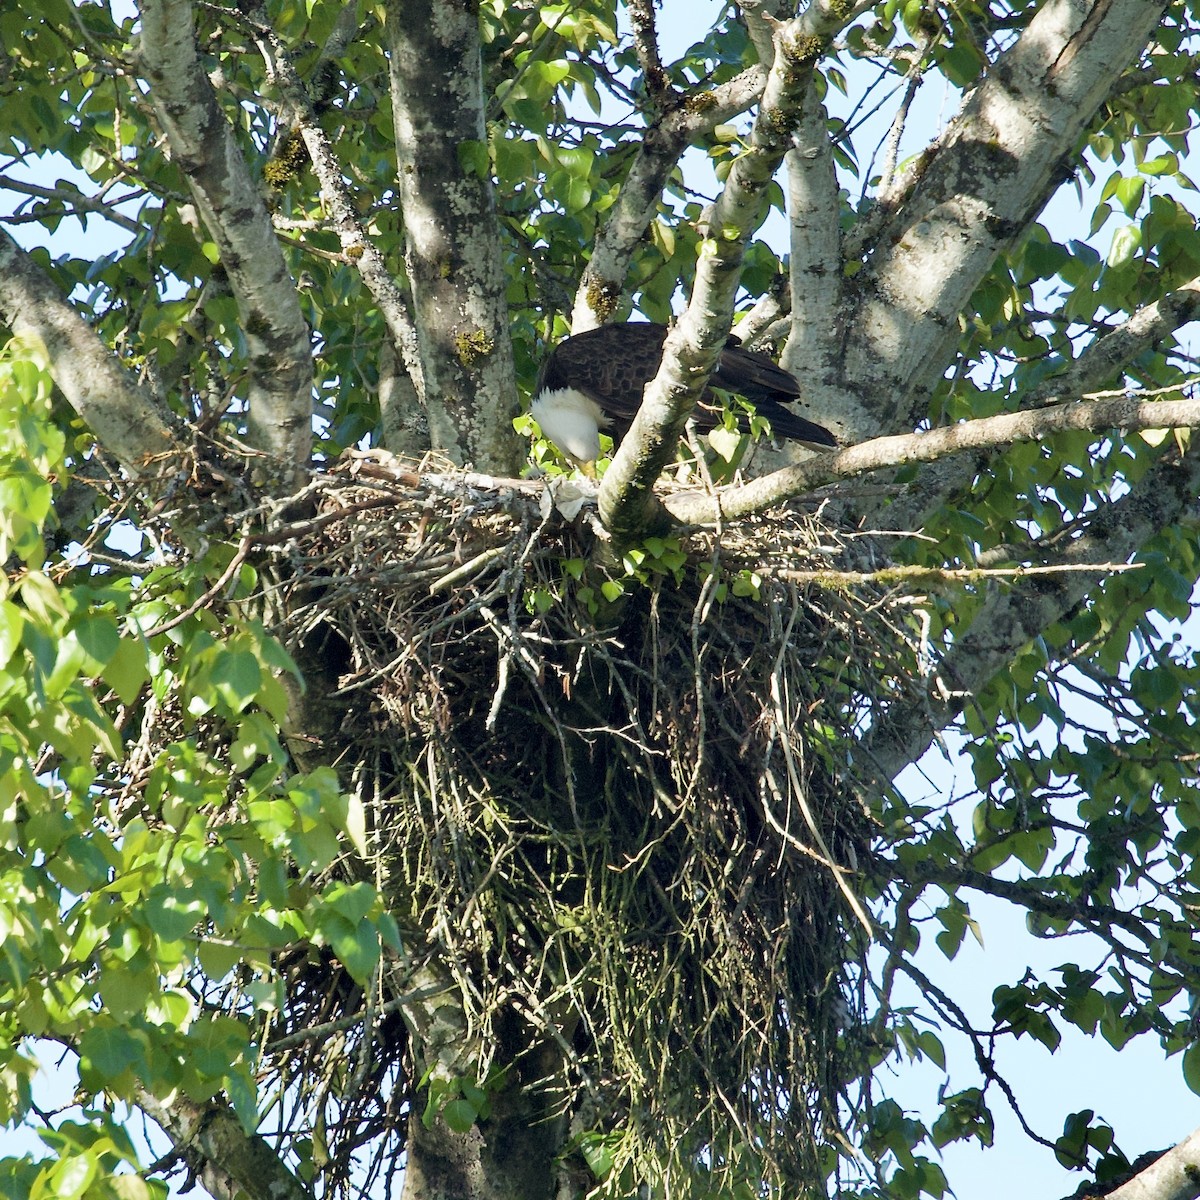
[530,387,611,469]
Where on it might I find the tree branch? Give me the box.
[569,64,769,330]
[238,0,427,433]
[781,81,844,435]
[735,278,790,347]
[599,0,874,542]
[0,228,180,477]
[892,860,1192,974]
[138,0,313,470]
[883,930,1062,1155]
[866,275,1200,536]
[0,173,143,234]
[663,388,1200,527]
[1029,279,1200,406]
[1103,1127,1200,1200]
[137,1089,312,1200]
[626,0,671,111]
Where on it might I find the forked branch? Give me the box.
[599,0,876,543]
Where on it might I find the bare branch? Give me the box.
[875,41,929,203]
[738,0,792,65]
[0,173,143,234]
[664,387,1200,527]
[377,338,427,456]
[138,0,312,470]
[0,227,179,476]
[137,1089,311,1200]
[735,280,790,347]
[769,561,1142,587]
[626,0,672,110]
[893,860,1193,976]
[882,932,1063,1155]
[781,84,843,412]
[1104,1127,1200,1200]
[1030,278,1200,405]
[569,64,769,331]
[238,0,427,425]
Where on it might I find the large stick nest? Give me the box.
[250,452,924,1195]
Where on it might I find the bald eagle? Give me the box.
[531,321,836,472]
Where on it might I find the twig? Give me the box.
[765,649,874,937]
[0,172,144,234]
[769,561,1144,587]
[876,39,929,202]
[428,544,508,594]
[264,977,447,1056]
[139,533,253,638]
[627,0,673,110]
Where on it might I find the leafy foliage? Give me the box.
[0,354,399,1195]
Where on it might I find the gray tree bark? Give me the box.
[386,0,521,474]
[0,228,179,477]
[139,0,314,470]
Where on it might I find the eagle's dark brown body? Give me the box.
[535,321,837,450]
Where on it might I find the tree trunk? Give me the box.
[402,1038,572,1200]
[385,0,521,473]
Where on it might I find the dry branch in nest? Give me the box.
[248,451,928,1194]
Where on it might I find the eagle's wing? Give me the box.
[536,322,837,450]
[711,338,801,403]
[735,398,839,449]
[536,324,669,428]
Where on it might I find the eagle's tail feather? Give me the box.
[749,401,839,450]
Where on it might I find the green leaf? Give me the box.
[210,649,262,713]
[1106,225,1141,267]
[72,614,120,671]
[1088,201,1113,236]
[144,890,202,942]
[344,792,369,858]
[98,965,154,1022]
[78,1025,144,1087]
[1183,1043,1200,1095]
[0,600,24,665]
[331,921,381,984]
[104,636,148,706]
[1113,175,1144,215]
[579,1131,619,1179]
[1140,152,1178,176]
[41,1150,95,1199]
[918,1030,946,1070]
[457,139,489,180]
[707,425,742,462]
[197,937,243,981]
[442,1098,477,1133]
[112,1175,165,1200]
[325,881,376,924]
